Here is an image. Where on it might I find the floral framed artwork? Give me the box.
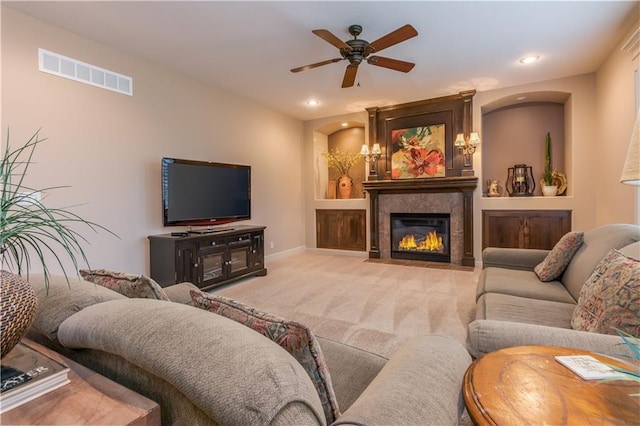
[391,124,446,179]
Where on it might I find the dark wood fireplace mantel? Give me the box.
[363,177,478,266]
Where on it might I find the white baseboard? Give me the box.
[265,246,306,263]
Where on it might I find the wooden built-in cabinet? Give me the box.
[482,210,571,250]
[149,225,267,291]
[316,209,366,251]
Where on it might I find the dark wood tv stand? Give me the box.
[148,225,267,291]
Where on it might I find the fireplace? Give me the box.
[390,213,451,263]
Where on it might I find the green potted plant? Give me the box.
[541,132,558,196]
[1,129,114,358]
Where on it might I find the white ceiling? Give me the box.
[5,1,638,121]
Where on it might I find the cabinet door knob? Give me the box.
[193,263,199,268]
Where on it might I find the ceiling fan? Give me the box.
[291,24,418,88]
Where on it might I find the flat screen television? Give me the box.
[162,157,251,227]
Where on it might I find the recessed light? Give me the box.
[519,55,540,64]
[306,99,320,106]
[516,96,526,101]
[341,122,348,127]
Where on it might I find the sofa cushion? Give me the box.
[162,281,201,305]
[476,292,576,329]
[79,269,170,301]
[571,249,640,336]
[333,335,471,426]
[534,231,584,282]
[190,290,340,423]
[562,224,640,301]
[56,299,325,425]
[27,274,126,341]
[476,268,576,304]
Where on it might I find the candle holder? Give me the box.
[506,164,535,197]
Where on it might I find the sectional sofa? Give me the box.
[26,274,472,425]
[468,223,640,358]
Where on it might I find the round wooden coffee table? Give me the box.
[463,346,640,425]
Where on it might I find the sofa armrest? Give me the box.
[162,282,200,305]
[467,319,634,359]
[482,247,550,270]
[332,335,471,426]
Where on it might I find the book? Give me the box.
[0,342,70,413]
[555,355,627,380]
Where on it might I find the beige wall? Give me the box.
[1,7,305,275]
[595,8,639,224]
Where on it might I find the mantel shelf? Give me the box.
[363,176,478,193]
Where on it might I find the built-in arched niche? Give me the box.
[481,91,570,196]
[313,121,366,199]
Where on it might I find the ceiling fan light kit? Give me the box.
[291,24,418,88]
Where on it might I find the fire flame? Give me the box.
[398,230,444,252]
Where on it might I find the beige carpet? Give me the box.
[211,252,480,358]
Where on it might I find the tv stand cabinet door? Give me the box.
[176,242,197,285]
[198,244,227,288]
[227,237,253,279]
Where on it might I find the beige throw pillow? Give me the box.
[571,249,640,336]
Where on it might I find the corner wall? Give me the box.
[596,6,639,225]
[1,7,305,275]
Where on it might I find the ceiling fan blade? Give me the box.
[290,58,343,73]
[367,24,418,53]
[312,29,352,51]
[367,56,415,73]
[342,64,358,88]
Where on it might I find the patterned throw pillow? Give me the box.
[190,290,340,423]
[79,269,170,301]
[571,249,640,336]
[534,231,584,282]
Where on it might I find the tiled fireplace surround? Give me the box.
[382,193,460,262]
[363,177,478,266]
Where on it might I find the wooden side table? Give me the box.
[463,345,640,425]
[1,339,160,425]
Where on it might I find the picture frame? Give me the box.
[390,124,446,179]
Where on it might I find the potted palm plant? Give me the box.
[1,129,114,358]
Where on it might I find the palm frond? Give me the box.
[1,129,118,292]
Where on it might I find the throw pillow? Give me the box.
[534,231,584,282]
[79,269,170,301]
[571,249,640,336]
[190,290,340,423]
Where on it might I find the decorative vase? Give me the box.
[0,271,39,359]
[542,185,558,197]
[337,174,353,199]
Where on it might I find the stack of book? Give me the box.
[0,341,70,413]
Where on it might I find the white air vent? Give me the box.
[621,26,640,61]
[38,48,133,96]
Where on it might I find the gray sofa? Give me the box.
[467,223,640,359]
[26,274,472,426]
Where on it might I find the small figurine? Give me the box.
[487,179,501,197]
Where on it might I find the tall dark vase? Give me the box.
[0,271,39,358]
